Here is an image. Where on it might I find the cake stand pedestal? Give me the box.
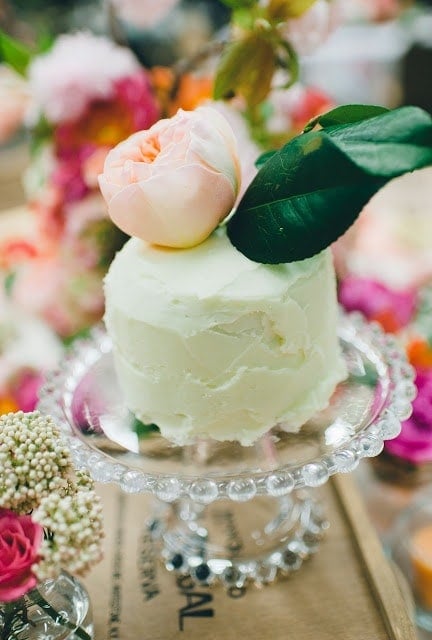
[38,313,415,588]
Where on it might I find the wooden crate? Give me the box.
[84,474,416,640]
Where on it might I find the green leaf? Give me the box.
[214,34,275,106]
[0,30,32,75]
[220,0,256,7]
[255,149,277,168]
[227,106,432,264]
[303,104,389,133]
[269,0,317,19]
[131,416,160,439]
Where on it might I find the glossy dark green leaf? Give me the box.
[303,104,389,133]
[255,149,277,168]
[227,106,432,263]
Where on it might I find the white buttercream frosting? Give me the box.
[104,229,346,445]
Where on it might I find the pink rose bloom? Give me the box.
[339,276,417,333]
[0,510,43,601]
[99,107,241,248]
[282,0,342,55]
[111,0,180,28]
[27,32,139,125]
[385,370,432,464]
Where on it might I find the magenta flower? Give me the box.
[385,369,432,463]
[339,276,417,332]
[115,71,160,131]
[13,371,45,413]
[0,510,43,602]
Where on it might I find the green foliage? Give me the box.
[214,34,276,106]
[0,30,32,76]
[220,0,257,7]
[227,106,432,264]
[303,104,389,132]
[268,0,317,19]
[131,417,160,439]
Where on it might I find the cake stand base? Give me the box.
[148,489,328,589]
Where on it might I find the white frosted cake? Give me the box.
[104,230,345,445]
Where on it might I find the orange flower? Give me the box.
[151,67,213,116]
[0,397,19,415]
[169,73,213,115]
[370,309,401,334]
[407,337,432,369]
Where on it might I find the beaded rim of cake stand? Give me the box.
[38,311,416,504]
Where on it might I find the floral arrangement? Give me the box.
[0,2,339,341]
[0,288,62,414]
[0,410,104,638]
[339,276,432,478]
[0,31,160,338]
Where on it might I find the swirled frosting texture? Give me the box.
[104,231,346,445]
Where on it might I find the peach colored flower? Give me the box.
[205,100,261,202]
[99,107,241,248]
[0,510,43,601]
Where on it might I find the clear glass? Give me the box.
[387,489,432,633]
[0,572,93,640]
[38,312,415,586]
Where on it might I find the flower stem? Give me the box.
[27,589,92,640]
[2,601,20,638]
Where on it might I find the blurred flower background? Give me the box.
[1,0,432,504]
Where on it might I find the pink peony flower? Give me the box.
[111,0,180,28]
[281,0,342,56]
[51,159,89,204]
[27,32,139,125]
[115,71,161,132]
[99,107,241,248]
[339,276,417,333]
[385,370,432,464]
[0,510,43,602]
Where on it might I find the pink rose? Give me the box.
[99,107,241,248]
[0,510,43,602]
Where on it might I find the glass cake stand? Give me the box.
[38,312,415,589]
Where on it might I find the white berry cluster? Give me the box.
[33,489,104,581]
[0,411,73,513]
[0,410,104,581]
